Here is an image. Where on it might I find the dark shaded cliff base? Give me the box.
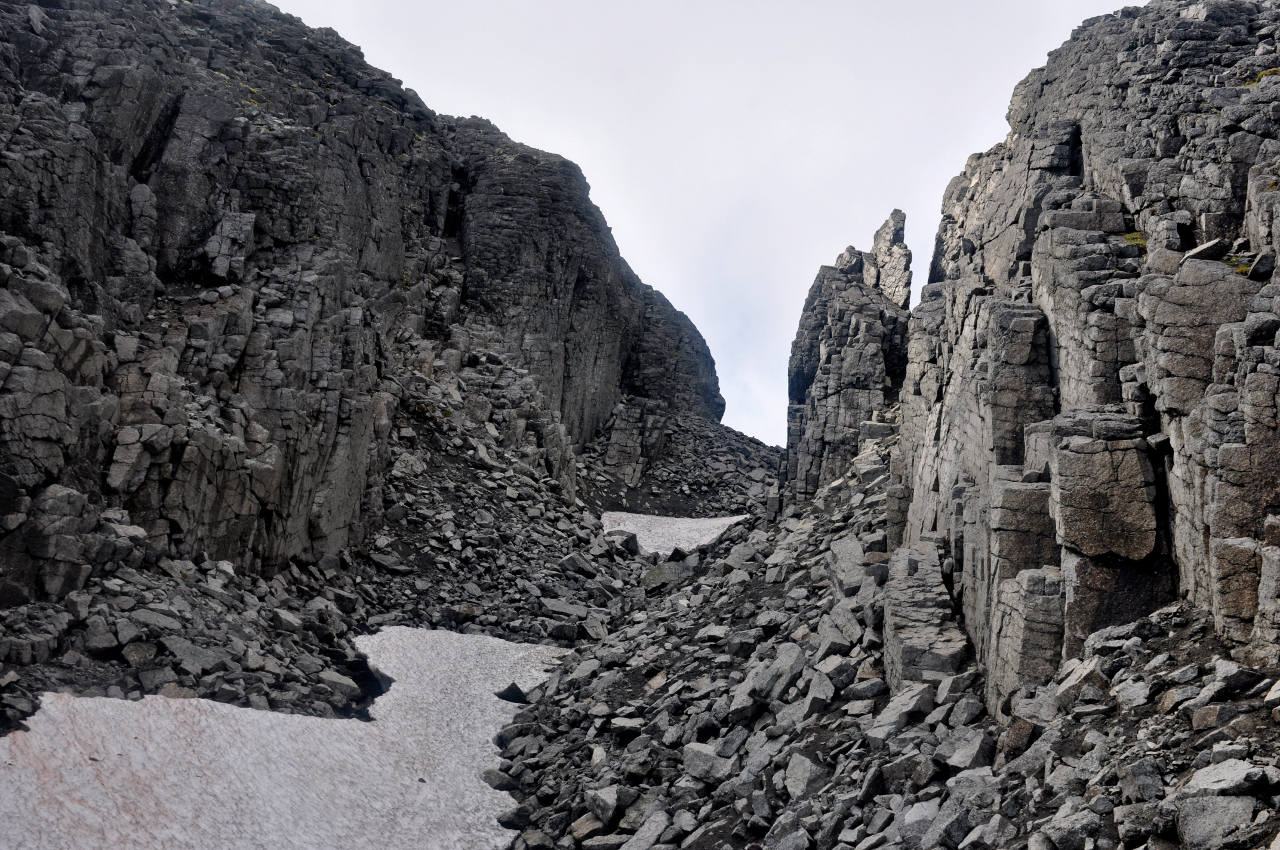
[0,343,759,735]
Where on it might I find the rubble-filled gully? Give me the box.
[488,470,1280,850]
[9,434,1280,850]
[11,2,1280,849]
[0,513,739,850]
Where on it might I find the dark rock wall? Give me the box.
[0,0,722,604]
[887,0,1280,709]
[452,132,724,442]
[783,212,911,503]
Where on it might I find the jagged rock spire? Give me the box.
[784,214,912,503]
[871,209,912,309]
[834,210,913,309]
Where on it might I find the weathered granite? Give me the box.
[1049,419,1159,562]
[882,544,969,691]
[988,566,1065,714]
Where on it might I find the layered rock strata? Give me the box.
[0,0,723,604]
[886,0,1280,713]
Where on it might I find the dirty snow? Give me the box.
[0,628,565,850]
[602,511,748,557]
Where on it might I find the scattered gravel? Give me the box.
[601,512,748,557]
[0,628,565,850]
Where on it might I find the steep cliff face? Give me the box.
[0,0,724,604]
[885,0,1280,709]
[783,212,911,503]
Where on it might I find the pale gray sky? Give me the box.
[272,0,1132,446]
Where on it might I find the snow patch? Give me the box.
[0,628,565,850]
[602,511,748,557]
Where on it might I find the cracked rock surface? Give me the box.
[0,0,726,608]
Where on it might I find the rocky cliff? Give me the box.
[503,4,1280,843]
[12,2,1280,850]
[0,0,728,606]
[783,211,910,504]
[481,2,1280,846]
[883,0,1280,712]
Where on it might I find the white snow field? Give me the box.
[0,628,565,850]
[601,511,748,557]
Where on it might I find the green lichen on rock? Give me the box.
[1246,67,1280,86]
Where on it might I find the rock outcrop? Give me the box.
[503,430,1280,850]
[0,0,724,605]
[887,0,1280,714]
[505,4,1280,849]
[784,212,910,503]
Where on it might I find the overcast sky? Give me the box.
[272,0,1131,446]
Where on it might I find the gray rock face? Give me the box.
[882,545,968,691]
[784,213,911,503]
[0,0,723,603]
[887,0,1280,707]
[1176,796,1258,849]
[15,4,1280,849]
[870,210,913,311]
[578,396,782,518]
[1049,414,1158,562]
[496,6,1280,850]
